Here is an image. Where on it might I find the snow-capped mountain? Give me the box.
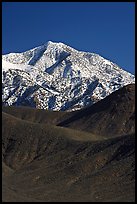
[2,41,135,111]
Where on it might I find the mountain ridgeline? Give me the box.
[2,41,135,111]
[2,84,135,138]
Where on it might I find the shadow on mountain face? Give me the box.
[58,84,135,138]
[2,105,70,125]
[2,84,135,202]
[2,84,135,139]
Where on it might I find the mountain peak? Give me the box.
[44,40,67,48]
[2,42,135,111]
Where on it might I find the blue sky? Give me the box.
[2,2,135,74]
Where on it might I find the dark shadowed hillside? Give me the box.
[58,84,135,138]
[2,84,135,202]
[2,111,102,169]
[2,84,135,138]
[2,105,69,125]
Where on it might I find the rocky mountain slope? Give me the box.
[2,112,135,202]
[3,84,135,138]
[2,84,135,202]
[2,41,135,111]
[58,84,135,137]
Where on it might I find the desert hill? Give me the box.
[2,84,135,202]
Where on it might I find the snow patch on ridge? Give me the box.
[2,41,135,111]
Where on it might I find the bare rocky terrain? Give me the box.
[2,84,135,202]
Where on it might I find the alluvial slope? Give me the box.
[58,84,135,137]
[2,111,102,169]
[2,41,135,111]
[2,105,70,126]
[2,84,135,138]
[2,110,135,202]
